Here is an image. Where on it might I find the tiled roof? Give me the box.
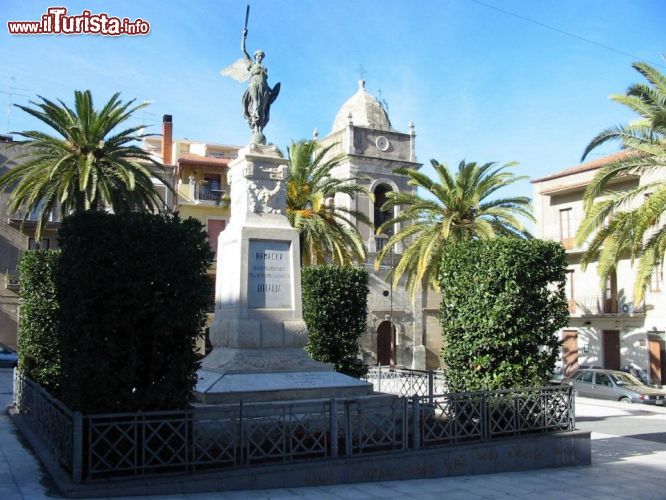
[177,153,230,167]
[531,151,635,183]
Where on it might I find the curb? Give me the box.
[577,397,666,415]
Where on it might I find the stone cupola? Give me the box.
[330,80,392,133]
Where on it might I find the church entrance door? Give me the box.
[377,321,395,366]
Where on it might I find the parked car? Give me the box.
[0,343,17,368]
[567,368,666,405]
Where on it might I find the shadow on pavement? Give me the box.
[576,416,608,423]
[4,414,62,497]
[592,435,666,466]
[619,432,666,444]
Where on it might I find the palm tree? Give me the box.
[375,160,533,297]
[286,139,370,266]
[0,90,170,239]
[575,62,666,301]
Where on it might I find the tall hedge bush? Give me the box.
[57,211,212,413]
[17,250,61,393]
[438,238,568,392]
[302,266,368,377]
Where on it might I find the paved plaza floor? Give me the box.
[1,368,665,499]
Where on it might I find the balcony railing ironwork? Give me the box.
[180,182,227,204]
[567,295,645,315]
[197,185,224,202]
[375,236,389,253]
[4,271,19,291]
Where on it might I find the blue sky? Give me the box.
[1,0,664,206]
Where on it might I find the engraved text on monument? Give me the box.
[248,240,292,308]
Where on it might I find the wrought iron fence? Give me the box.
[13,371,78,474]
[415,385,575,447]
[12,370,574,483]
[363,365,447,398]
[82,395,406,480]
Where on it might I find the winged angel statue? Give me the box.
[221,6,281,145]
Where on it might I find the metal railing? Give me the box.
[179,182,226,204]
[197,185,224,202]
[363,366,447,398]
[82,395,407,479]
[415,385,575,447]
[13,371,574,483]
[568,295,645,315]
[374,236,389,253]
[13,372,78,475]
[4,270,19,290]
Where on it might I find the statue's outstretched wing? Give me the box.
[270,82,281,104]
[221,58,250,82]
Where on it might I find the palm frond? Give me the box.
[376,158,532,298]
[0,91,169,238]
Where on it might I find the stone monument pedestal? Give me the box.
[195,144,372,404]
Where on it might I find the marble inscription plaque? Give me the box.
[248,240,292,309]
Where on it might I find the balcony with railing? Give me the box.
[177,181,228,207]
[8,207,61,231]
[541,223,588,252]
[4,269,19,291]
[375,235,389,253]
[568,295,646,316]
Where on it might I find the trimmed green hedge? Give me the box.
[17,250,61,393]
[438,239,568,392]
[56,211,213,413]
[302,266,368,377]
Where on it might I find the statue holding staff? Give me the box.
[222,5,281,145]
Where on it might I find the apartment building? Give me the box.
[143,116,240,346]
[532,152,666,386]
[0,115,234,349]
[0,135,64,347]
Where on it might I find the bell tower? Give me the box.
[318,81,428,369]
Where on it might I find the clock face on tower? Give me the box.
[375,135,390,151]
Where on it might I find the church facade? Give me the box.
[318,81,442,369]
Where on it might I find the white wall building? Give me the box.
[532,152,665,386]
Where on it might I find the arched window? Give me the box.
[374,184,393,235]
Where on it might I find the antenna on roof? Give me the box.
[0,76,30,134]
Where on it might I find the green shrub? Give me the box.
[17,250,62,393]
[438,238,568,392]
[56,211,212,413]
[302,265,368,377]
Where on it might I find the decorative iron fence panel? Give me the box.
[363,366,447,397]
[86,410,198,478]
[242,400,331,465]
[418,392,484,446]
[13,371,574,483]
[192,406,240,469]
[13,371,75,471]
[418,385,575,447]
[346,396,407,455]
